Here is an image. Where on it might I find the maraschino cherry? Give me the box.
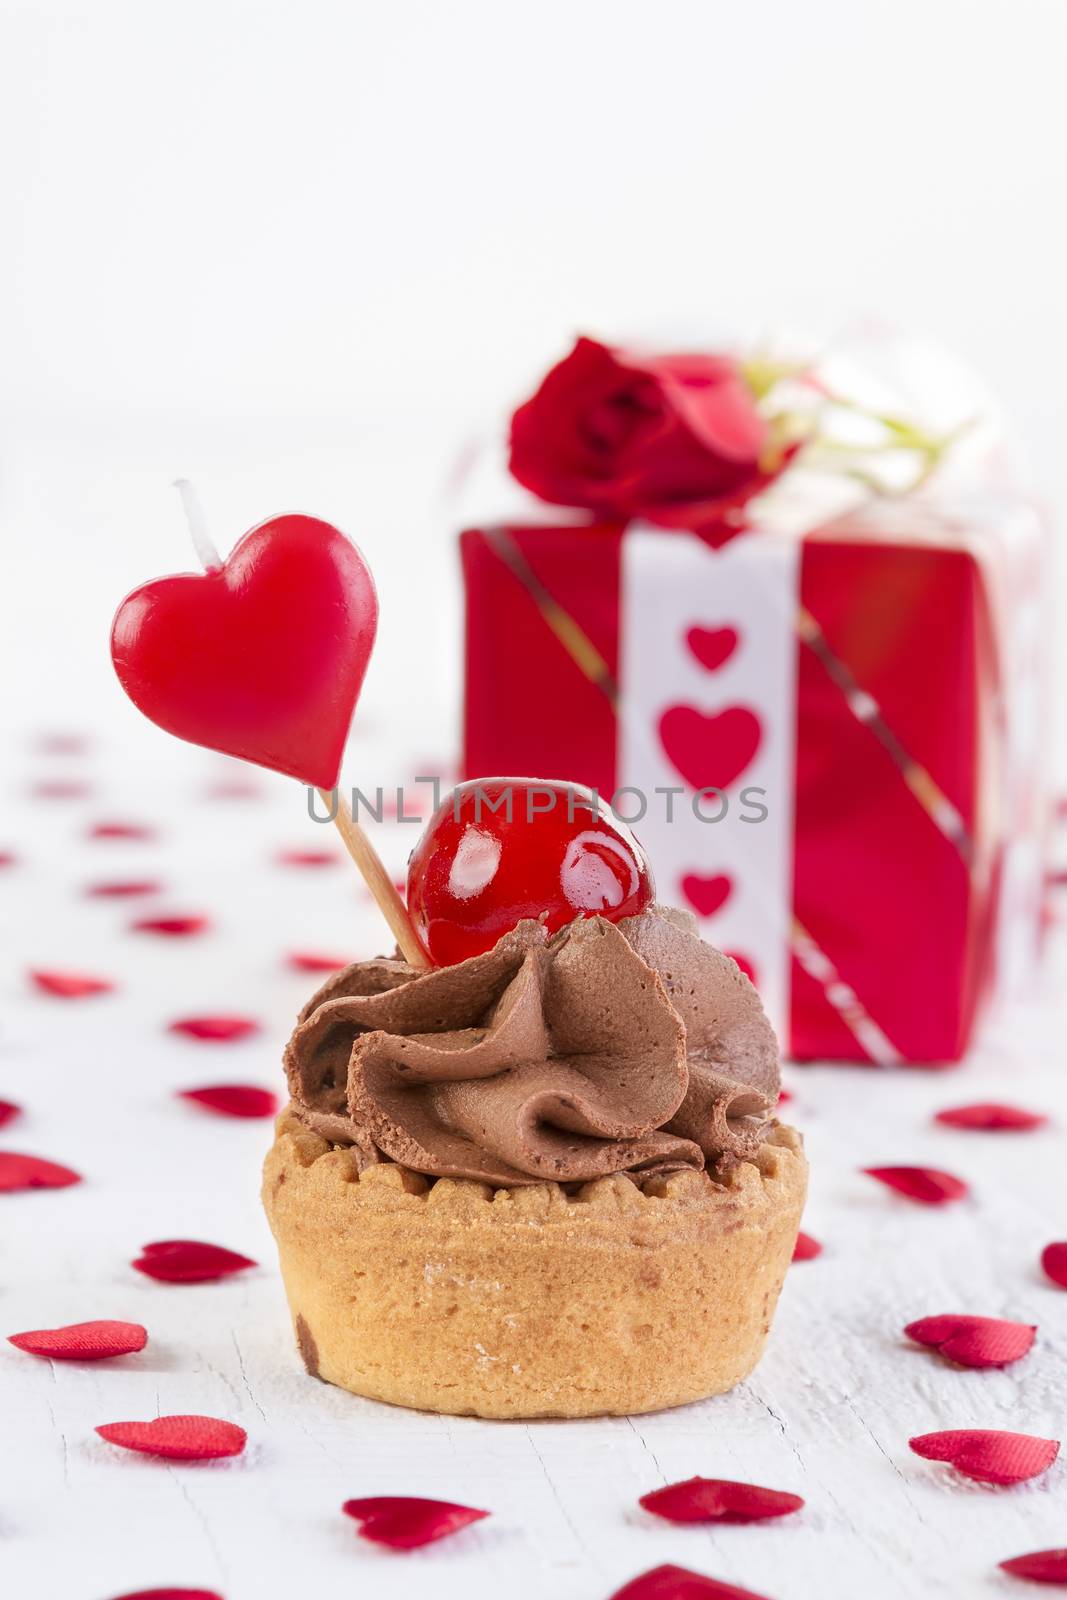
[406,778,654,966]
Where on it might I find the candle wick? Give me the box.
[173,478,223,571]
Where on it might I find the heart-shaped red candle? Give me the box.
[111,515,377,788]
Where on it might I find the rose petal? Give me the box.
[935,1102,1047,1132]
[1041,1242,1067,1289]
[275,847,340,868]
[1000,1549,1067,1585]
[132,915,210,937]
[88,821,157,840]
[9,1320,147,1360]
[178,1085,278,1119]
[639,1477,803,1524]
[904,1314,1036,1369]
[776,1087,792,1104]
[792,1231,822,1262]
[132,1240,257,1283]
[0,1152,81,1191]
[863,1165,968,1204]
[168,1016,260,1043]
[30,969,115,999]
[107,1590,224,1600]
[86,880,164,898]
[0,1100,21,1129]
[0,850,18,868]
[341,1496,489,1549]
[96,1414,246,1461]
[286,951,354,973]
[610,1566,773,1600]
[909,1429,1060,1485]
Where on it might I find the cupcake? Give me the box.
[264,784,806,1418]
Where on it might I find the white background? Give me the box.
[3,5,1067,1600]
[1,0,1066,764]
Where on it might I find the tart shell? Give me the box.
[262,1108,806,1419]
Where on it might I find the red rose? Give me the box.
[509,337,781,541]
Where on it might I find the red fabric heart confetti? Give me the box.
[168,1016,260,1043]
[863,1166,968,1204]
[9,1319,148,1360]
[132,1240,257,1283]
[999,1548,1067,1585]
[86,879,164,898]
[0,1100,21,1128]
[909,1429,1060,1485]
[610,1566,772,1600]
[286,951,353,973]
[36,732,90,754]
[639,1476,804,1523]
[178,1085,278,1119]
[792,1231,822,1261]
[31,779,92,800]
[341,1495,489,1549]
[0,850,18,867]
[0,1152,81,1191]
[30,969,115,999]
[904,1314,1036,1369]
[1041,1242,1067,1289]
[275,847,340,868]
[108,1590,224,1600]
[88,820,157,841]
[205,777,263,799]
[725,952,758,986]
[132,914,210,937]
[934,1102,1047,1132]
[96,1414,246,1461]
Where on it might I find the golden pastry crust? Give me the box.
[262,1107,807,1418]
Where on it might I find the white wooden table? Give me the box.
[2,723,1065,1600]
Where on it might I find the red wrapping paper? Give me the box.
[460,498,1047,1063]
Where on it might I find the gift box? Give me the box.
[459,336,1050,1063]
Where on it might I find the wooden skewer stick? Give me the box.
[319,788,430,968]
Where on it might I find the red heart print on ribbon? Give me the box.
[680,873,732,918]
[659,706,762,793]
[685,625,739,672]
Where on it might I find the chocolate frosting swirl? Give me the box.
[284,905,779,1187]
